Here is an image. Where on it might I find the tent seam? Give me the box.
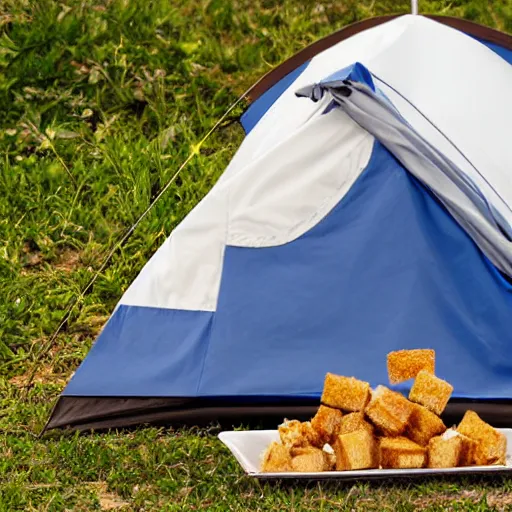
[195,187,232,395]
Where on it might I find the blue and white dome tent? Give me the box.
[46,14,512,432]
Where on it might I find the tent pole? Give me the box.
[411,0,418,15]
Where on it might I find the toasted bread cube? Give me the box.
[408,370,453,415]
[387,349,435,384]
[260,442,292,472]
[339,412,374,436]
[366,400,404,436]
[427,430,462,468]
[494,434,507,466]
[311,405,343,445]
[279,419,320,449]
[334,429,378,470]
[365,385,414,436]
[278,419,306,449]
[406,404,446,446]
[456,410,507,465]
[427,428,477,467]
[291,446,327,472]
[322,443,336,470]
[301,421,323,448]
[457,432,478,467]
[379,437,427,469]
[321,373,371,412]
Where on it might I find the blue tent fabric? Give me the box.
[64,140,512,401]
[240,61,309,134]
[201,141,512,400]
[64,307,213,396]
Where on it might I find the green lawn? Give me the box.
[1,0,511,510]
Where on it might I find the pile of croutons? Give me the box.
[260,349,507,472]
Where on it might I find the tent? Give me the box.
[46,14,512,432]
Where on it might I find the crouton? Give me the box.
[427,430,462,468]
[365,385,414,436]
[456,410,507,465]
[387,349,435,384]
[457,432,478,467]
[334,428,378,470]
[408,370,453,415]
[321,373,371,412]
[427,428,477,468]
[260,441,292,472]
[279,419,320,449]
[406,403,446,446]
[291,446,327,472]
[322,443,336,470]
[494,434,508,466]
[301,421,323,448]
[311,405,343,445]
[379,436,427,469]
[278,419,307,449]
[339,412,374,436]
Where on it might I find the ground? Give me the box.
[1,0,511,510]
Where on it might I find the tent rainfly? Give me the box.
[45,14,512,432]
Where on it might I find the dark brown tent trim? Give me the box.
[44,396,319,433]
[44,396,512,433]
[247,15,400,101]
[247,14,512,102]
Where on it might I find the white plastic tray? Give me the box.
[219,429,512,480]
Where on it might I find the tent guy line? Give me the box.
[27,85,255,409]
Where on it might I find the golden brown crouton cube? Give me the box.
[365,385,415,436]
[427,428,477,468]
[291,446,327,472]
[457,432,478,467]
[278,419,307,449]
[334,429,378,470]
[321,373,371,412]
[427,431,462,468]
[387,349,435,384]
[406,404,446,446]
[456,410,507,465]
[322,444,336,470]
[311,405,343,445]
[379,437,427,469]
[408,370,453,415]
[260,442,292,472]
[301,421,323,448]
[493,434,507,466]
[339,412,374,436]
[279,419,320,449]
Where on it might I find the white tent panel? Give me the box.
[120,104,374,310]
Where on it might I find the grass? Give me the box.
[1,0,511,510]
